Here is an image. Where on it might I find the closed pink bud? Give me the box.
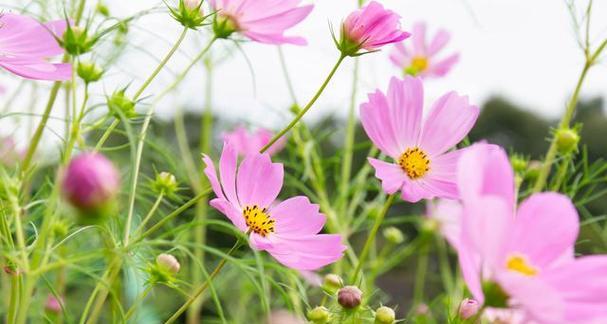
[156,253,180,273]
[184,0,202,10]
[62,153,119,210]
[338,286,363,309]
[459,298,479,319]
[45,294,62,314]
[340,1,410,55]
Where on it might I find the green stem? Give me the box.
[260,54,347,153]
[338,58,359,212]
[533,62,590,192]
[63,83,89,163]
[94,119,120,151]
[21,82,62,171]
[133,193,165,235]
[413,242,430,305]
[164,239,243,324]
[350,194,396,283]
[154,37,217,103]
[123,27,190,245]
[132,27,189,101]
[124,285,153,321]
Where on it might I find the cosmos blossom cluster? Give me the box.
[1,0,606,323]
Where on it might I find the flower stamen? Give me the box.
[243,205,275,237]
[506,254,538,276]
[398,147,430,179]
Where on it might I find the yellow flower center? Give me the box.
[506,254,538,276]
[411,56,429,72]
[398,147,431,179]
[243,205,275,237]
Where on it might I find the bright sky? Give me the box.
[1,0,607,140]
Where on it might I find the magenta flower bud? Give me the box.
[45,294,62,314]
[339,1,410,56]
[459,298,480,319]
[338,285,363,309]
[62,153,119,210]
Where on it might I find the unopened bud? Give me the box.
[169,0,207,29]
[307,306,330,323]
[96,2,110,17]
[510,155,528,175]
[383,226,404,244]
[322,274,343,294]
[338,286,363,309]
[374,306,396,324]
[555,128,580,154]
[156,253,180,273]
[62,25,96,56]
[108,88,136,118]
[45,295,62,314]
[77,61,104,83]
[458,298,479,320]
[152,172,178,195]
[525,160,542,181]
[184,0,202,10]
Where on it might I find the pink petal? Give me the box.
[270,196,325,236]
[0,61,71,81]
[457,238,484,302]
[368,158,407,195]
[219,141,240,207]
[506,193,579,270]
[457,143,515,209]
[266,234,346,270]
[419,91,479,156]
[210,198,248,231]
[427,28,450,56]
[428,53,459,77]
[202,154,226,201]
[411,22,427,55]
[427,199,463,249]
[236,153,283,209]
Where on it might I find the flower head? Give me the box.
[62,153,120,211]
[360,76,479,203]
[209,0,313,45]
[338,1,410,56]
[337,285,363,309]
[455,143,607,323]
[0,14,71,80]
[203,142,345,270]
[223,126,286,157]
[390,22,459,78]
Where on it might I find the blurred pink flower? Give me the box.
[456,143,607,323]
[341,1,410,53]
[223,126,286,157]
[44,294,62,314]
[62,153,120,210]
[0,14,71,81]
[0,136,24,166]
[203,142,346,270]
[360,76,479,203]
[426,199,462,249]
[209,0,313,45]
[390,22,459,78]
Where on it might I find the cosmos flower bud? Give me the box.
[96,2,110,17]
[156,253,180,274]
[77,61,104,83]
[152,172,178,195]
[383,226,404,244]
[322,274,343,294]
[45,295,62,314]
[338,286,363,309]
[525,160,542,181]
[107,88,136,119]
[62,153,120,211]
[62,25,97,56]
[337,1,410,57]
[374,306,396,324]
[510,154,528,175]
[555,128,580,154]
[307,306,330,323]
[169,0,207,29]
[458,298,480,320]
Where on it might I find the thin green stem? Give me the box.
[164,239,243,324]
[350,194,396,283]
[533,62,590,192]
[260,54,347,153]
[124,285,153,321]
[132,27,189,101]
[338,58,359,212]
[94,119,120,151]
[124,27,190,245]
[413,242,430,305]
[133,193,165,235]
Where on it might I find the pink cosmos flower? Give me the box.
[360,76,479,203]
[426,199,462,249]
[209,0,313,45]
[340,1,410,54]
[0,14,71,81]
[223,126,286,157]
[455,143,607,323]
[390,22,459,78]
[203,142,346,270]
